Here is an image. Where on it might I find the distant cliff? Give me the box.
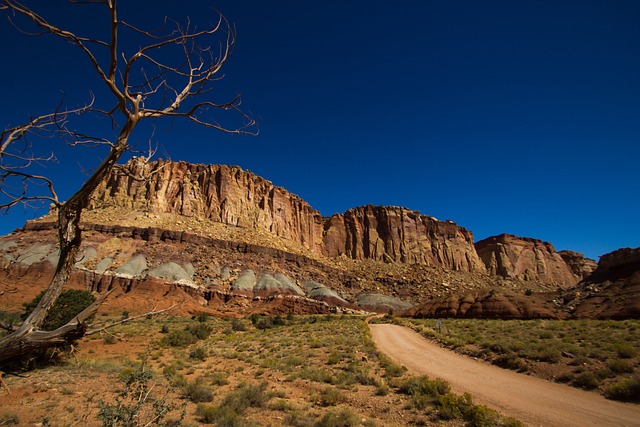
[323,205,486,273]
[475,234,587,287]
[88,159,487,273]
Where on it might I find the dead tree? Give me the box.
[0,0,255,365]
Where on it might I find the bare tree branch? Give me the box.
[0,1,256,365]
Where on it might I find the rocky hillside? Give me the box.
[3,158,632,319]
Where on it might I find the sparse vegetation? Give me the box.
[403,317,640,400]
[0,314,533,426]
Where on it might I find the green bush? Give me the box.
[184,382,214,403]
[186,322,212,340]
[22,289,95,331]
[164,330,197,347]
[313,408,359,427]
[614,343,637,359]
[317,387,345,407]
[608,359,634,374]
[605,377,640,402]
[572,372,600,390]
[189,346,208,361]
[220,381,272,413]
[231,318,247,331]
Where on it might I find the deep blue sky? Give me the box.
[1,1,639,260]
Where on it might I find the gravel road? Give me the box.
[370,323,640,427]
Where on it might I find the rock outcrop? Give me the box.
[566,247,640,319]
[559,250,597,281]
[323,205,486,273]
[402,290,560,319]
[89,158,325,252]
[475,234,579,287]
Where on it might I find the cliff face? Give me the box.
[89,158,325,252]
[323,205,486,273]
[559,250,598,281]
[89,160,487,273]
[475,234,579,287]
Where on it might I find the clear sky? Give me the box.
[1,1,639,261]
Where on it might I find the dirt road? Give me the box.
[370,324,640,427]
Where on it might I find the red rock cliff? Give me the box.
[323,205,486,273]
[88,158,325,252]
[475,234,579,287]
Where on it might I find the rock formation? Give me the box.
[475,234,579,287]
[323,205,486,273]
[89,158,325,253]
[565,247,640,319]
[89,159,487,272]
[559,250,597,281]
[403,290,560,319]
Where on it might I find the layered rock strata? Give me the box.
[323,205,486,272]
[88,159,487,273]
[89,158,325,252]
[475,234,579,287]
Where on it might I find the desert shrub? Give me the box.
[492,353,527,372]
[255,317,274,330]
[572,372,600,390]
[220,381,273,414]
[22,289,95,331]
[163,330,197,347]
[374,379,390,396]
[196,404,256,426]
[313,408,359,427]
[399,375,451,398]
[608,359,634,374]
[231,318,247,331]
[184,382,214,403]
[189,346,208,361]
[208,370,230,386]
[196,313,208,322]
[377,352,406,378]
[160,324,170,333]
[186,322,212,340]
[99,361,179,426]
[317,387,345,407]
[605,377,640,402]
[614,343,637,359]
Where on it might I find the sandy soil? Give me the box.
[370,323,640,427]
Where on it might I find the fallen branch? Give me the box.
[86,303,180,335]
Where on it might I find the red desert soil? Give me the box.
[370,324,640,427]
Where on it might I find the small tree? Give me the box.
[0,0,255,365]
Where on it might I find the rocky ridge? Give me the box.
[3,158,631,319]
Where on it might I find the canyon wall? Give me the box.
[323,205,486,273]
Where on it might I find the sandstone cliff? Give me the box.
[559,250,597,281]
[475,234,578,287]
[323,205,486,273]
[90,160,486,272]
[88,158,325,252]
